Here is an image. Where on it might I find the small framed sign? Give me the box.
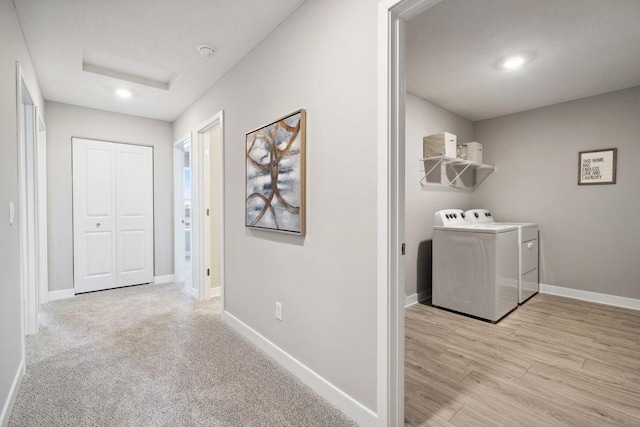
[578,148,617,185]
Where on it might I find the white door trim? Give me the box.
[35,109,48,306]
[378,1,442,425]
[173,134,191,285]
[191,110,225,308]
[15,62,28,375]
[16,62,40,339]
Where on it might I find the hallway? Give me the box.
[9,283,355,426]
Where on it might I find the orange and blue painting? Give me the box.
[245,109,306,235]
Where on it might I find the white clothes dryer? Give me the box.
[432,209,519,322]
[466,209,539,304]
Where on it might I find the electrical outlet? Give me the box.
[275,302,282,321]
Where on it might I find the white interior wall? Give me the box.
[472,86,640,299]
[173,0,378,416]
[45,101,174,292]
[404,93,475,303]
[0,0,45,422]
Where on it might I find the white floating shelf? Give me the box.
[419,155,496,190]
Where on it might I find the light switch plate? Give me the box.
[275,302,282,321]
[9,201,15,225]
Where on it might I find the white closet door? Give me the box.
[73,139,118,293]
[116,143,154,286]
[73,139,154,293]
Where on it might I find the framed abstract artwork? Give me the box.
[245,109,306,235]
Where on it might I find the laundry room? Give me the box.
[403,0,640,311]
[402,2,640,424]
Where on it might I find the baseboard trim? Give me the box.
[189,286,199,299]
[222,310,377,426]
[0,360,24,427]
[48,289,75,301]
[540,284,640,311]
[210,286,221,297]
[405,293,418,307]
[153,274,175,285]
[405,290,431,308]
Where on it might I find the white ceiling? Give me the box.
[406,0,640,121]
[15,0,306,121]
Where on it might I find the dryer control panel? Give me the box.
[465,208,493,224]
[434,209,470,227]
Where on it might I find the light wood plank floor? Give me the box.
[405,293,640,426]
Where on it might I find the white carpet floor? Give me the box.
[9,283,356,426]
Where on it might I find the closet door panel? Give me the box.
[72,138,117,293]
[116,144,154,286]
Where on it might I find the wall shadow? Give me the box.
[416,239,433,305]
[246,227,306,246]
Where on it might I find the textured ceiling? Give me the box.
[15,0,306,121]
[406,0,640,121]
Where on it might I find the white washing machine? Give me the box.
[432,209,519,322]
[466,209,539,304]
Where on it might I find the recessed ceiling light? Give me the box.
[198,45,216,58]
[503,56,525,69]
[496,53,535,71]
[115,88,132,98]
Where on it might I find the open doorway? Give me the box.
[378,1,441,425]
[174,137,192,292]
[199,122,223,299]
[174,111,224,305]
[17,62,47,337]
[382,0,640,425]
[193,112,224,302]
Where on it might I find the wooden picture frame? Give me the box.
[245,109,306,235]
[578,148,617,185]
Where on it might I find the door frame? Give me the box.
[190,110,225,305]
[377,1,442,425]
[72,137,155,293]
[16,62,44,337]
[36,109,48,306]
[173,133,191,285]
